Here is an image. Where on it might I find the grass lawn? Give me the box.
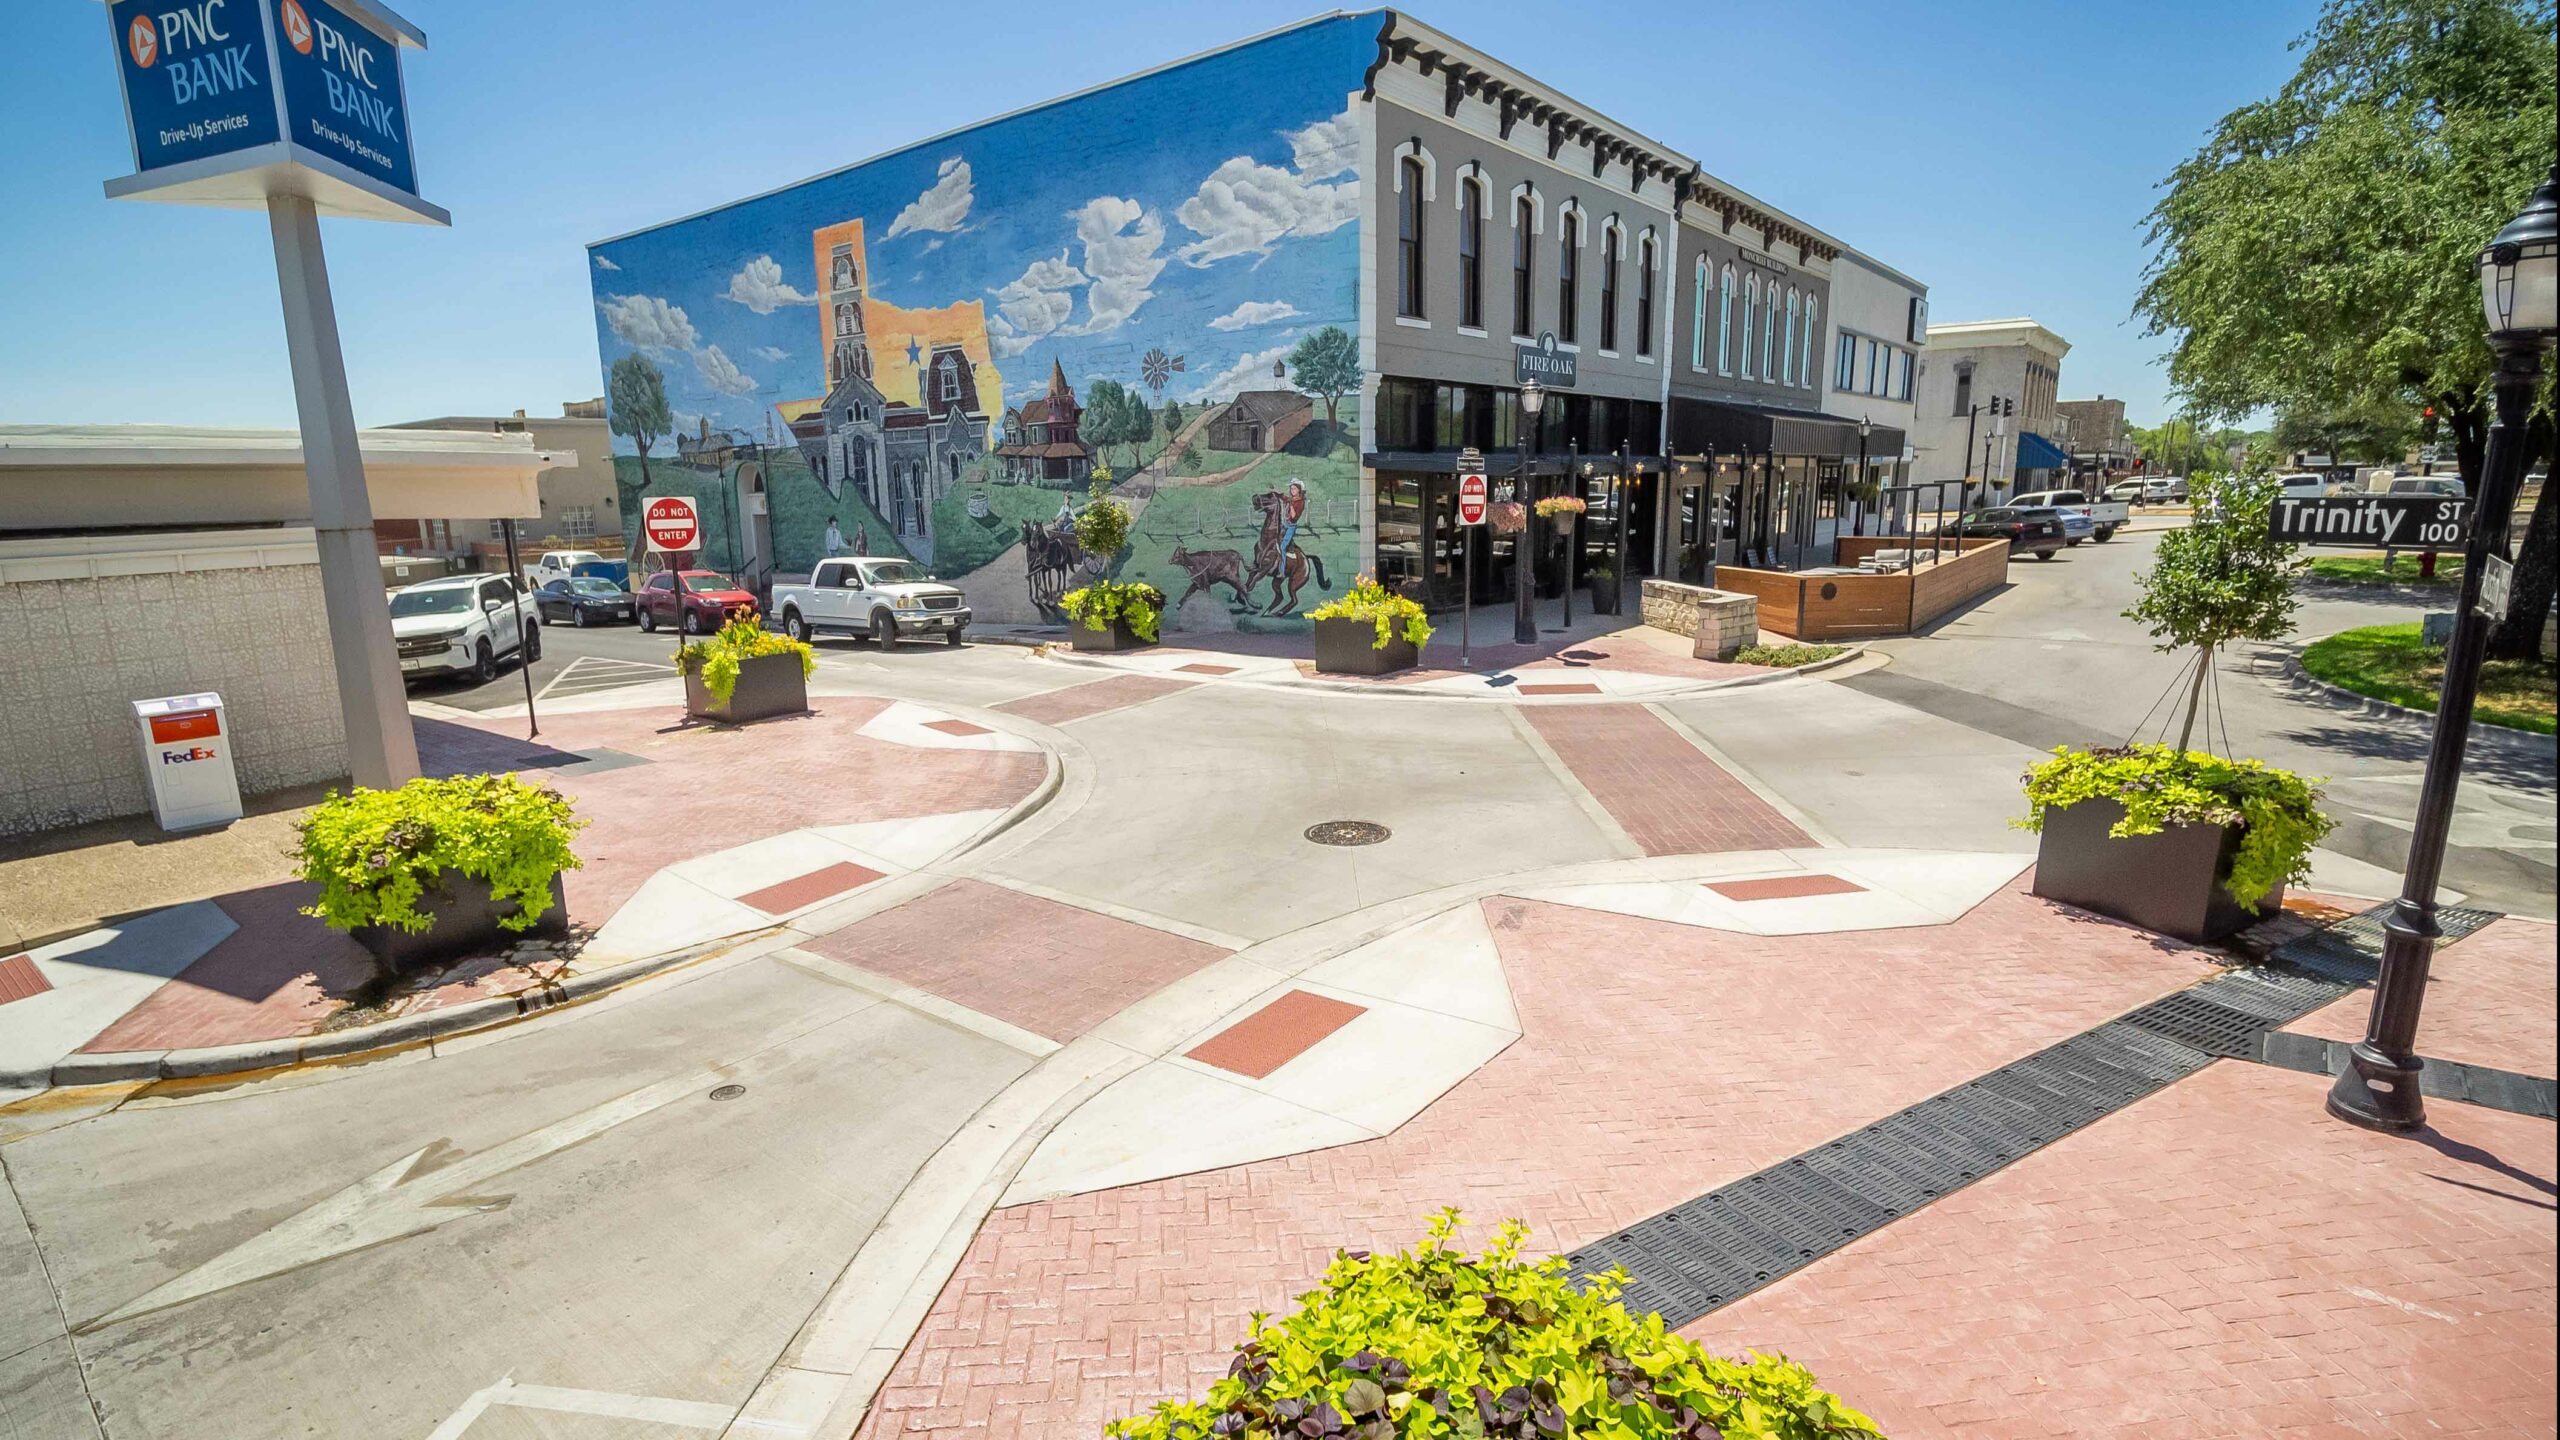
[2298,623,2555,735]
[929,481,1072,578]
[2306,553,2466,588]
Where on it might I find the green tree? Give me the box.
[1286,325,1360,432]
[608,354,671,490]
[2126,473,2309,750]
[1161,399,1183,437]
[2271,400,2418,465]
[2134,0,2557,646]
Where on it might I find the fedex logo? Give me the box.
[160,745,218,765]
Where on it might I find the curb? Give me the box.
[2280,656,2551,747]
[1030,639,1869,703]
[13,703,1073,1095]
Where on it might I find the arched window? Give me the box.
[1741,275,1758,379]
[1599,222,1621,352]
[1397,157,1426,319]
[1457,177,1485,329]
[1717,264,1735,374]
[1761,281,1779,380]
[1691,260,1708,369]
[1782,289,1800,387]
[1512,195,1537,335]
[1802,297,1820,389]
[1635,234,1656,356]
[1557,208,1581,344]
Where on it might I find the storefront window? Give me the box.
[1377,379,1432,451]
[1375,471,1423,597]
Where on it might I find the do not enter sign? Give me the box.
[643,496,700,553]
[1456,448,1489,526]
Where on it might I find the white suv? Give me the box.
[390,574,540,683]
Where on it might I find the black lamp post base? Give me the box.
[2325,1042,2427,1132]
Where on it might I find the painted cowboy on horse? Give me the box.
[1245,479,1329,615]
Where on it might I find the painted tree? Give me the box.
[1287,326,1360,433]
[2133,0,2556,652]
[608,354,671,488]
[2125,473,2307,751]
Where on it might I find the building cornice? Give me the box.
[1367,13,1687,199]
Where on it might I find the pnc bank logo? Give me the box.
[127,12,160,67]
[279,0,312,54]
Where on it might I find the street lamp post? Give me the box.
[1514,377,1546,645]
[1853,416,1872,537]
[2329,167,2557,1133]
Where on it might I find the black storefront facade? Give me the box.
[1661,396,1905,584]
[1365,377,1667,613]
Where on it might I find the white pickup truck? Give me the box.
[772,556,972,647]
[522,549,608,589]
[2012,488,2131,542]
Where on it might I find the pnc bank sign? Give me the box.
[106,0,428,213]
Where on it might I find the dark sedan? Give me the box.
[1938,506,2066,559]
[534,575,637,626]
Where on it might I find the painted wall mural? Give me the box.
[585,16,1375,631]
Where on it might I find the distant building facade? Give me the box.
[1912,318,2072,498]
[381,404,616,554]
[2053,395,2132,478]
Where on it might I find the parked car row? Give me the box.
[2010,489,2130,545]
[390,574,541,684]
[1935,506,2069,559]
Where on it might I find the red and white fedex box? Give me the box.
[133,692,242,831]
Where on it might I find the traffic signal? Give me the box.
[2421,405,2438,442]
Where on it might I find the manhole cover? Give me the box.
[1305,820,1390,847]
[708,1084,747,1102]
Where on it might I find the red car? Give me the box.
[637,570,758,634]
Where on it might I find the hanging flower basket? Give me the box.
[1535,494,1587,527]
[1488,501,1528,535]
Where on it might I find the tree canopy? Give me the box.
[607,354,670,486]
[2126,473,2307,749]
[1287,326,1361,431]
[2135,0,2556,459]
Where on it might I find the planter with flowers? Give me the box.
[1307,575,1433,676]
[296,774,586,971]
[678,610,815,723]
[2018,744,2330,943]
[1061,580,1167,652]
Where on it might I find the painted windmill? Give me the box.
[1140,346,1185,403]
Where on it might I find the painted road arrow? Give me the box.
[82,1065,730,1331]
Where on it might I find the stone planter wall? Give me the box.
[1640,580,1759,661]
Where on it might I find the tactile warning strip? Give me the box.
[1565,901,2527,1326]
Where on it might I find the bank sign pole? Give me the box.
[101,0,449,791]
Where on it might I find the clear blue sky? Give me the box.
[0,0,2315,431]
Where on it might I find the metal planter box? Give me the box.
[684,650,809,724]
[1586,578,1623,615]
[353,872,568,971]
[1312,616,1419,676]
[1068,616,1153,652]
[2031,797,2284,944]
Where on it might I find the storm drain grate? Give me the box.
[2271,901,2505,981]
[1304,820,1391,847]
[1560,903,2527,1328]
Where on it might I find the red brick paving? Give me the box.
[996,675,1196,726]
[0,953,52,1006]
[1518,682,1603,695]
[1184,990,1366,1078]
[1524,704,1811,855]
[80,702,1042,1053]
[2286,917,2558,1079]
[924,719,992,737]
[1709,873,1865,901]
[1173,663,1240,676]
[738,861,886,917]
[803,879,1228,1043]
[1693,1062,2558,1437]
[79,881,376,1052]
[1125,634,1768,686]
[851,883,2224,1440]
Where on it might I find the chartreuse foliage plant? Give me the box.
[1734,643,1847,669]
[296,774,586,935]
[2017,744,2332,905]
[1307,574,1433,652]
[1062,580,1169,641]
[1108,1212,1879,1440]
[676,610,816,704]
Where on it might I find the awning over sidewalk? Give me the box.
[2016,430,2070,471]
[1666,398,1904,462]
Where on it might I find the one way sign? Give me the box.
[2269,495,2468,549]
